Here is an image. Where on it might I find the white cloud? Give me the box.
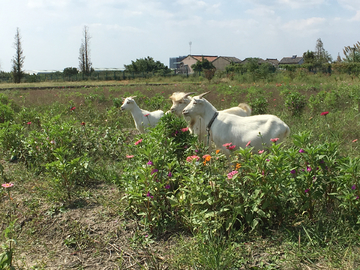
[282,17,326,33]
[277,0,325,9]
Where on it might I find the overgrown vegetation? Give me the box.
[1,71,360,269]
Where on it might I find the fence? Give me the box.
[0,69,191,83]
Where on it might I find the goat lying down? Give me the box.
[182,92,290,155]
[121,96,164,133]
[169,92,252,144]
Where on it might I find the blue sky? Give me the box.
[1,0,359,72]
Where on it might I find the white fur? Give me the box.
[169,92,252,145]
[121,96,164,133]
[182,93,290,155]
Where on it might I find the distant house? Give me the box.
[179,55,218,74]
[169,56,187,69]
[264,58,279,67]
[212,56,242,71]
[240,58,267,65]
[279,55,304,65]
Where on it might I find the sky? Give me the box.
[1,0,360,72]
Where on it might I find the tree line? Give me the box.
[4,29,360,84]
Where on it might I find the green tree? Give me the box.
[63,67,78,77]
[12,27,25,83]
[303,50,315,64]
[191,57,215,72]
[78,26,92,75]
[124,56,169,73]
[315,38,332,64]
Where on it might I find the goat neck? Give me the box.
[199,98,218,128]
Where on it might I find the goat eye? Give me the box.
[127,101,130,104]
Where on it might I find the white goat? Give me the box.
[121,96,164,133]
[182,92,290,156]
[169,92,252,144]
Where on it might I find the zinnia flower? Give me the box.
[227,170,238,179]
[203,154,211,162]
[134,139,143,145]
[144,114,150,117]
[305,189,310,193]
[181,127,189,132]
[299,148,305,153]
[146,191,153,199]
[70,106,76,111]
[307,166,312,172]
[186,155,200,162]
[27,121,32,125]
[147,160,154,166]
[165,184,171,189]
[81,122,86,126]
[1,183,14,188]
[126,155,134,159]
[228,145,236,150]
[353,139,358,143]
[246,141,251,147]
[290,169,296,174]
[351,184,356,190]
[320,111,329,116]
[270,138,279,142]
[258,150,264,154]
[168,171,172,177]
[223,143,232,147]
[216,149,220,154]
[151,169,158,175]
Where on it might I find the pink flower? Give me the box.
[227,170,238,179]
[151,169,158,175]
[270,138,279,142]
[258,150,264,154]
[181,127,189,132]
[2,183,14,188]
[168,171,172,177]
[134,139,143,145]
[305,189,310,193]
[246,141,251,147]
[186,155,200,162]
[147,160,154,166]
[307,166,312,172]
[70,106,76,111]
[320,111,329,116]
[126,155,134,159]
[27,121,32,125]
[165,184,171,189]
[353,139,358,143]
[228,145,236,150]
[144,114,150,117]
[299,148,305,153]
[351,185,356,190]
[146,191,153,199]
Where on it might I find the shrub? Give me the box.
[282,89,307,116]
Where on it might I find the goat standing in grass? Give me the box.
[121,96,164,133]
[182,92,290,156]
[169,92,252,145]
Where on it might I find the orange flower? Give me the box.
[203,154,211,162]
[216,149,220,154]
[235,163,241,170]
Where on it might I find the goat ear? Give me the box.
[130,96,137,99]
[198,91,211,99]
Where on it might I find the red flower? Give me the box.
[270,138,279,142]
[27,121,32,125]
[181,127,189,132]
[81,122,86,126]
[134,139,143,145]
[320,111,329,116]
[70,106,76,111]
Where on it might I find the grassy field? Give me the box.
[1,73,360,269]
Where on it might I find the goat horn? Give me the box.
[198,91,211,99]
[183,92,195,98]
[130,96,137,99]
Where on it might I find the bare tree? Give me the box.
[314,38,332,64]
[12,27,25,83]
[78,26,92,75]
